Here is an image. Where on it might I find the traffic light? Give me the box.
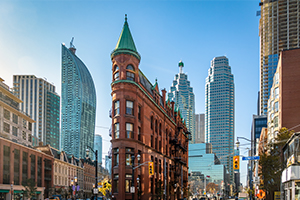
[148,162,154,175]
[233,156,239,170]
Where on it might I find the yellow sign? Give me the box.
[274,191,280,200]
[149,162,154,175]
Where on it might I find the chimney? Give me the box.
[161,89,166,108]
[171,101,175,116]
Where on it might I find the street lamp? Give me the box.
[86,146,98,200]
[11,182,13,200]
[131,154,140,200]
[236,137,253,200]
[74,177,78,199]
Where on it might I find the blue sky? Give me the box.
[0,0,260,185]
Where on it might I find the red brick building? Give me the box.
[110,16,191,200]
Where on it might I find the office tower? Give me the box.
[0,77,36,147]
[61,39,96,159]
[13,75,60,148]
[205,56,234,183]
[267,48,300,143]
[105,155,112,175]
[110,16,190,199]
[259,0,300,115]
[195,113,205,143]
[94,134,102,164]
[168,61,195,143]
[189,143,230,195]
[251,115,267,155]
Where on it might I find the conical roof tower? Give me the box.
[111,14,141,61]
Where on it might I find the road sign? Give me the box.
[130,186,135,193]
[242,156,260,160]
[93,188,98,194]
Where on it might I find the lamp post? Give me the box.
[71,179,74,199]
[74,177,78,199]
[236,137,252,200]
[86,146,98,200]
[131,154,140,200]
[11,182,13,200]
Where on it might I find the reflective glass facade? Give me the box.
[205,56,234,183]
[168,62,195,142]
[13,75,60,149]
[61,44,96,159]
[94,134,102,163]
[189,143,228,188]
[251,115,267,155]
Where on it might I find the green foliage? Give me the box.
[22,179,38,199]
[259,128,293,197]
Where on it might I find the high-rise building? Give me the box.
[61,39,96,159]
[205,56,234,183]
[195,113,205,143]
[259,0,300,115]
[168,61,195,143]
[251,115,267,155]
[94,134,102,164]
[105,155,111,175]
[110,16,190,199]
[267,48,300,143]
[13,75,60,148]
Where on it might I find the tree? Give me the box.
[259,127,293,200]
[206,182,217,194]
[22,179,38,199]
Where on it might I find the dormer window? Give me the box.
[113,65,119,81]
[126,65,135,81]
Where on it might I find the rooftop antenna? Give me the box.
[70,37,75,48]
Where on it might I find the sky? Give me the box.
[0,0,260,186]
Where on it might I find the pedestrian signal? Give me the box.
[148,162,154,175]
[233,156,239,170]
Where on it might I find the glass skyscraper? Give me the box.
[13,75,60,148]
[259,0,300,115]
[205,56,234,183]
[94,134,102,164]
[168,61,195,142]
[61,40,96,159]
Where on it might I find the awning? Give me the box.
[0,190,9,193]
[36,191,41,194]
[13,191,23,194]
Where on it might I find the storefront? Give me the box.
[282,164,300,199]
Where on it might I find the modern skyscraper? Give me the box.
[61,39,96,159]
[205,56,234,183]
[251,115,267,155]
[94,134,102,164]
[168,61,195,143]
[195,113,205,143]
[259,0,300,115]
[13,75,60,148]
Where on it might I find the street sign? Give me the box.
[130,186,135,193]
[242,156,260,160]
[93,188,98,194]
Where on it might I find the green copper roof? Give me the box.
[179,60,184,67]
[111,15,141,61]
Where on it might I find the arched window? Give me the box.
[159,123,161,135]
[126,65,135,81]
[113,65,119,81]
[155,120,158,133]
[151,116,153,130]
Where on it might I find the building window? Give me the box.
[22,131,27,140]
[14,149,20,185]
[275,101,279,112]
[274,116,278,127]
[114,123,119,139]
[125,148,134,166]
[114,100,119,116]
[113,65,119,81]
[113,174,119,193]
[22,152,28,184]
[126,65,135,81]
[113,148,119,166]
[4,109,10,120]
[31,154,35,180]
[159,123,161,135]
[151,135,153,147]
[125,174,132,193]
[138,106,141,120]
[126,100,134,115]
[28,122,32,131]
[23,119,27,129]
[151,116,153,130]
[28,134,32,142]
[126,123,133,139]
[3,122,10,133]
[12,126,18,136]
[13,114,18,124]
[3,145,10,184]
[138,127,141,141]
[155,120,158,133]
